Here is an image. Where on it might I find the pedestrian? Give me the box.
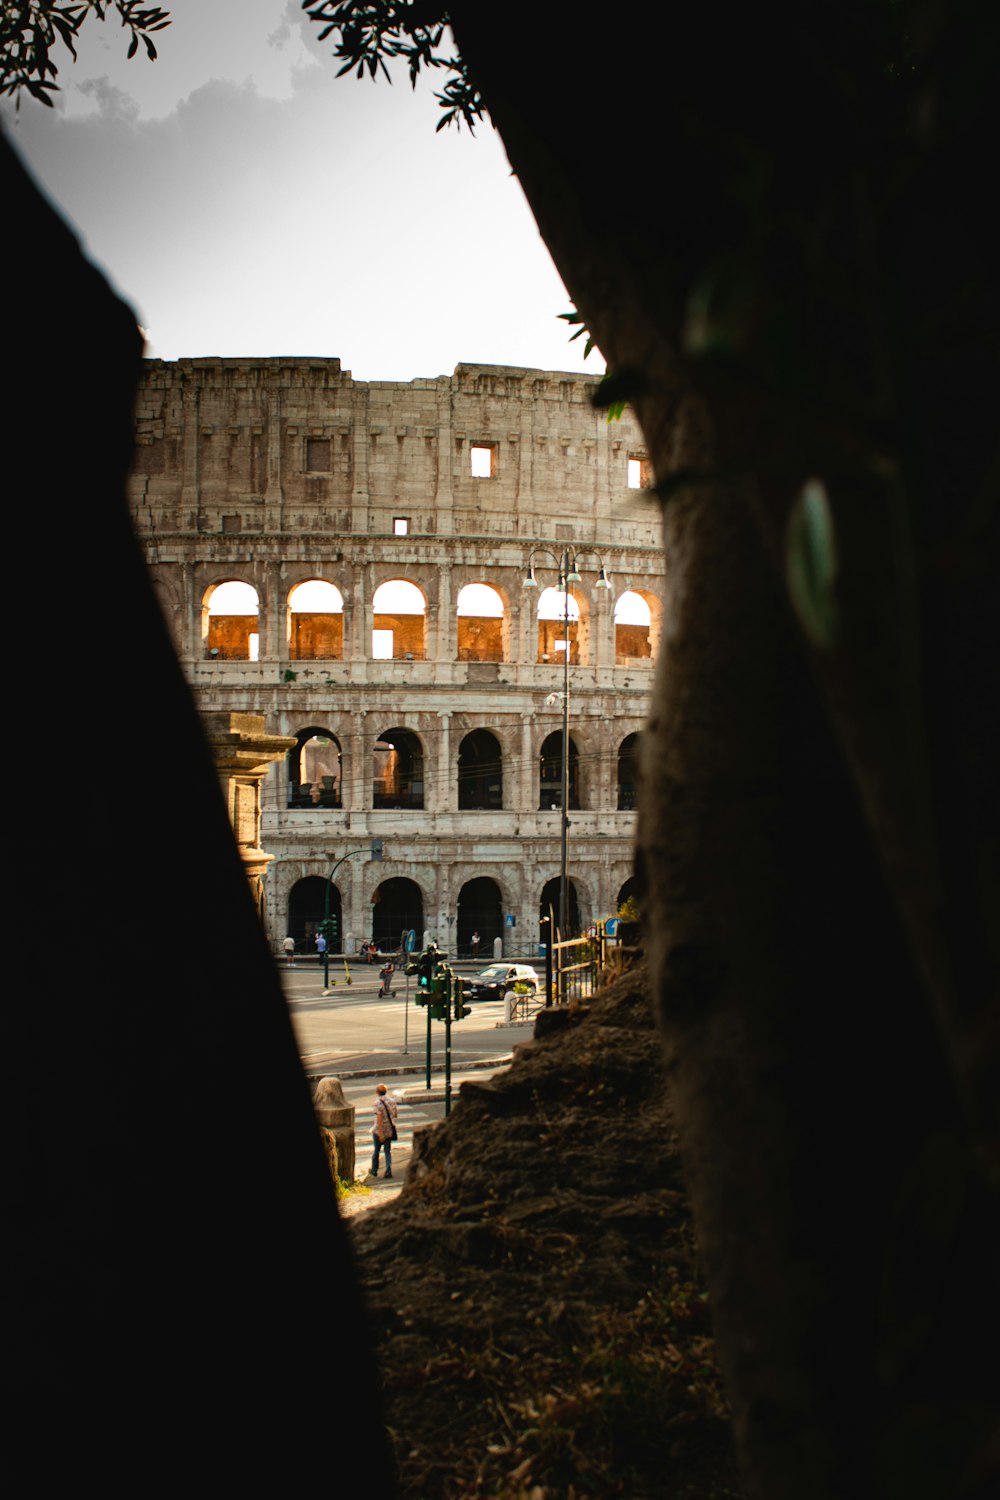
[315,931,327,964]
[471,930,480,959]
[370,1083,398,1179]
[378,959,395,997]
[282,935,295,966]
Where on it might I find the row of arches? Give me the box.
[289,728,639,811]
[287,873,641,952]
[205,578,657,664]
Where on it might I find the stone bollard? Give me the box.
[313,1076,355,1182]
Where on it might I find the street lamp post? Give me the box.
[321,838,384,993]
[523,547,611,942]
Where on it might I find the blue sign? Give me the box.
[404,929,416,952]
[605,917,621,937]
[505,913,516,927]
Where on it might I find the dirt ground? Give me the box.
[346,967,745,1498]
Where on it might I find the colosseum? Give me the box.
[128,356,663,960]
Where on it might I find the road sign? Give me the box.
[404,929,416,952]
[505,913,516,927]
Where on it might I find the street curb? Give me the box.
[305,1055,512,1087]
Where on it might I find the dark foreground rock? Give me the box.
[349,968,745,1498]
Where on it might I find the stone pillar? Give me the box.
[593,580,614,670]
[180,382,200,530]
[202,712,296,926]
[520,714,534,813]
[261,560,284,665]
[313,1077,356,1181]
[518,589,535,666]
[348,711,370,811]
[262,373,284,532]
[436,561,454,664]
[436,712,452,812]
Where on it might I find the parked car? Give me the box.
[468,962,541,1002]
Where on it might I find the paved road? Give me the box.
[279,957,539,1078]
[278,957,539,1206]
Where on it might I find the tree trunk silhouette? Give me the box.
[3,130,393,1485]
[452,4,999,1496]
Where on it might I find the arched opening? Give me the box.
[287,875,342,955]
[457,877,503,957]
[371,876,423,953]
[539,876,580,944]
[536,586,581,664]
[457,729,503,810]
[456,582,505,662]
[618,732,639,811]
[539,730,580,810]
[617,875,641,915]
[288,579,344,660]
[373,728,424,809]
[287,729,342,808]
[205,580,259,661]
[614,589,653,660]
[372,579,426,661]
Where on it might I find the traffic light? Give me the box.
[318,916,338,944]
[453,977,473,1021]
[406,948,436,1003]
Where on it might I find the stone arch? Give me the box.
[372,727,425,810]
[288,579,344,660]
[456,876,503,957]
[203,579,259,661]
[618,732,639,810]
[538,875,581,943]
[286,874,342,954]
[457,728,503,810]
[456,581,508,663]
[370,876,424,953]
[372,578,426,661]
[287,727,342,808]
[536,585,589,665]
[539,730,580,810]
[614,587,662,661]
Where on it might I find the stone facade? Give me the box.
[128,357,662,958]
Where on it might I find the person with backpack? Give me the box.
[370,1083,398,1179]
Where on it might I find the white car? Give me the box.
[471,962,541,999]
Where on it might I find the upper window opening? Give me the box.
[614,589,657,662]
[290,580,344,613]
[457,582,506,663]
[456,584,504,618]
[289,579,344,661]
[372,579,427,661]
[205,581,259,661]
[614,590,651,626]
[393,517,410,536]
[470,443,496,478]
[536,586,581,665]
[628,455,652,489]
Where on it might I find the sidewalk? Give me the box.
[332,1056,518,1218]
[306,1048,516,1089]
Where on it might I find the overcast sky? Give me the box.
[3,0,601,383]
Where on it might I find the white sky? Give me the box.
[1,0,602,382]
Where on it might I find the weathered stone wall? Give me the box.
[129,357,662,953]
